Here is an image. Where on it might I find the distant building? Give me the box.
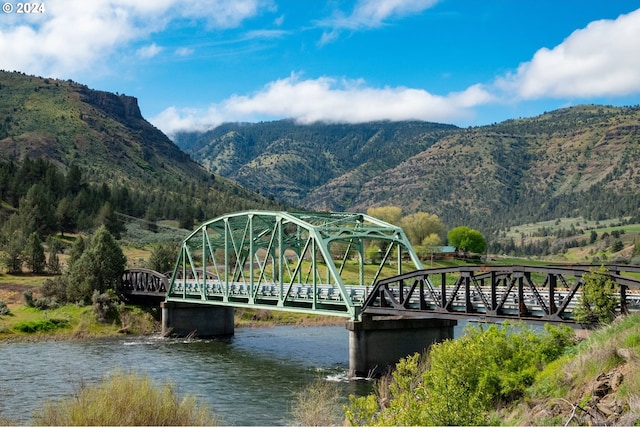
[432,246,457,260]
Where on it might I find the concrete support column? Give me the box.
[347,315,456,378]
[161,302,234,338]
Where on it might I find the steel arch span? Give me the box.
[165,210,422,319]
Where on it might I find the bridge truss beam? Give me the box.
[166,210,422,319]
[362,265,640,325]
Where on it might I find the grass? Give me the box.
[31,370,220,426]
[498,216,640,264]
[504,216,633,239]
[0,303,157,340]
[0,273,50,287]
[234,308,345,327]
[289,378,344,426]
[503,314,640,425]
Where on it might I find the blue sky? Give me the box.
[1,0,640,136]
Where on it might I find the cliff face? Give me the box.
[77,86,143,126]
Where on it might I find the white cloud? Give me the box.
[317,0,439,46]
[496,8,640,100]
[318,0,439,43]
[137,43,163,59]
[175,47,194,57]
[347,0,440,28]
[152,106,226,135]
[0,0,270,77]
[151,73,493,136]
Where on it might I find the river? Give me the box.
[0,325,372,425]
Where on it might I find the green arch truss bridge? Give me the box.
[166,210,423,320]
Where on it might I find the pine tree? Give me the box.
[24,231,46,274]
[67,226,126,303]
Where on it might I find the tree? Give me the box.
[448,226,487,255]
[147,242,178,273]
[573,266,618,326]
[67,226,126,303]
[365,242,382,264]
[367,206,403,225]
[18,183,57,238]
[24,232,46,274]
[55,196,77,236]
[46,236,63,274]
[67,236,86,269]
[416,233,442,265]
[64,163,84,196]
[179,205,195,230]
[1,214,26,273]
[400,212,445,247]
[95,202,124,239]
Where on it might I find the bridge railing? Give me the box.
[167,278,370,316]
[121,265,640,324]
[120,268,169,296]
[361,265,640,324]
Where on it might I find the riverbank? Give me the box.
[0,280,345,343]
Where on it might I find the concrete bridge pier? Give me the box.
[347,315,457,378]
[161,302,234,338]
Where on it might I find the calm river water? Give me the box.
[0,325,373,425]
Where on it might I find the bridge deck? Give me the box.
[121,265,640,324]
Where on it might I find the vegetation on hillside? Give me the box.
[503,314,640,425]
[174,119,458,208]
[344,322,576,425]
[176,105,640,237]
[0,71,282,233]
[491,215,640,263]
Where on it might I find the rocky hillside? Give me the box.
[502,314,640,425]
[175,105,640,231]
[175,120,457,207]
[0,71,280,219]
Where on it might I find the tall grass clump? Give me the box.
[32,370,220,426]
[289,378,344,426]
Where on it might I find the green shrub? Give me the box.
[41,276,69,303]
[91,290,122,323]
[23,288,60,310]
[22,289,34,307]
[32,370,220,426]
[346,322,576,426]
[12,319,69,333]
[32,297,59,310]
[0,299,10,316]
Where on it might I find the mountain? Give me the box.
[174,120,457,207]
[174,105,640,232]
[0,71,281,221]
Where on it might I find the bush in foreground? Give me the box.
[345,322,576,425]
[290,378,344,426]
[32,370,220,426]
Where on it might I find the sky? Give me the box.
[1,0,640,137]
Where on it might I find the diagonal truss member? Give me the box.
[166,210,423,319]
